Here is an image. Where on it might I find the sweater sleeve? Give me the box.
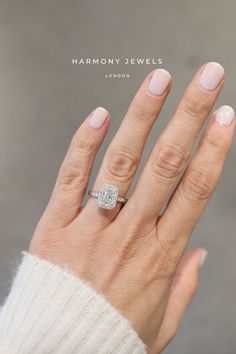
[0,252,147,354]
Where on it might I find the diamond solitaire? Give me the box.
[88,184,127,209]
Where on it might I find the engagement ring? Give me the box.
[88,184,127,209]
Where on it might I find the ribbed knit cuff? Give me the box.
[0,252,147,354]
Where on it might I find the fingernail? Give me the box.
[148,69,171,96]
[88,107,108,129]
[214,105,235,126]
[200,251,208,267]
[199,62,224,91]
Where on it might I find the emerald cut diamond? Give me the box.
[97,184,119,209]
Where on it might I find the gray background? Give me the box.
[0,1,236,353]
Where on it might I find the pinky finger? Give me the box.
[150,248,207,354]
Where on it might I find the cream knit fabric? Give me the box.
[0,252,147,354]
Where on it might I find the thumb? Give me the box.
[149,248,207,354]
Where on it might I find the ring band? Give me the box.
[88,184,127,209]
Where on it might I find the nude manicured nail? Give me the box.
[199,62,224,91]
[214,105,235,126]
[148,69,171,96]
[200,251,208,267]
[88,107,108,129]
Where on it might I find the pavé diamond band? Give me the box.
[88,184,128,210]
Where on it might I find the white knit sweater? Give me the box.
[0,252,147,354]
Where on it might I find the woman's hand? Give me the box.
[29,62,235,353]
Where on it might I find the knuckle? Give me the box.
[57,135,97,192]
[153,237,179,279]
[205,130,229,155]
[71,134,96,157]
[131,101,157,128]
[105,147,139,182]
[180,167,216,202]
[150,144,187,182]
[58,160,87,192]
[181,94,210,122]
